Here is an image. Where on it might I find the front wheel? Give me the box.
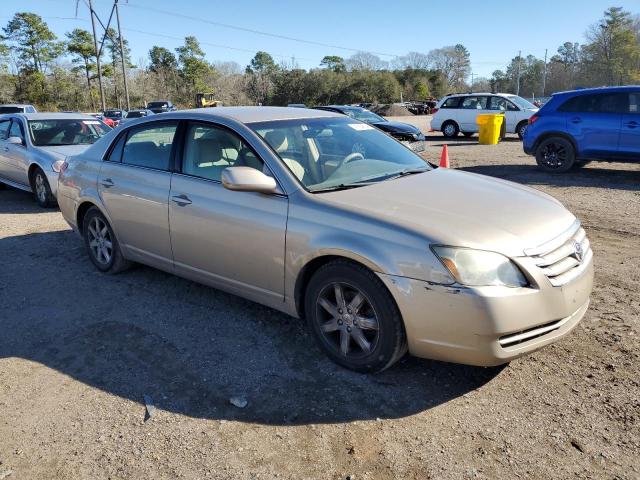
[516,121,528,140]
[31,168,55,208]
[535,137,576,173]
[83,207,131,273]
[304,260,407,373]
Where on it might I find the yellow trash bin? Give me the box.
[476,113,505,145]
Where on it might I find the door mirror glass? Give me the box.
[7,136,23,145]
[221,166,277,194]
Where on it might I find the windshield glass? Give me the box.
[147,102,168,108]
[251,117,430,192]
[508,96,537,109]
[103,110,123,118]
[28,119,110,146]
[0,106,23,113]
[125,111,147,118]
[342,108,386,124]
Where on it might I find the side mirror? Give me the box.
[7,136,23,146]
[221,166,278,194]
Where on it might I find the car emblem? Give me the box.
[573,241,584,263]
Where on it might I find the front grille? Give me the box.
[525,220,593,287]
[499,318,566,348]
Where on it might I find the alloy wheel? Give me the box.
[541,141,568,169]
[315,282,380,358]
[87,216,113,265]
[35,172,47,203]
[444,124,456,137]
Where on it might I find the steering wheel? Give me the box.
[336,151,364,170]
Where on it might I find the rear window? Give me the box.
[440,97,461,108]
[559,93,629,114]
[0,106,22,113]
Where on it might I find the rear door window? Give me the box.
[460,96,488,110]
[630,93,639,113]
[121,122,178,170]
[560,93,628,114]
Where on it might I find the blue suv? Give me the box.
[523,86,640,172]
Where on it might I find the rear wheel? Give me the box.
[442,121,459,138]
[305,260,407,373]
[31,168,55,208]
[535,137,576,173]
[83,207,131,274]
[516,121,528,140]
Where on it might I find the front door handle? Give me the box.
[171,194,192,206]
[570,117,582,124]
[101,178,114,188]
[624,121,639,128]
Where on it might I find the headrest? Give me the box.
[264,130,288,153]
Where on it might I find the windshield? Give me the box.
[0,106,23,113]
[508,96,537,109]
[104,110,123,118]
[147,102,168,108]
[251,117,430,192]
[342,108,386,124]
[28,119,110,146]
[125,111,147,118]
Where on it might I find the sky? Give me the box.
[2,0,639,78]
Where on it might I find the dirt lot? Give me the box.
[1,118,639,479]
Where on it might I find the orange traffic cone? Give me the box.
[439,144,450,168]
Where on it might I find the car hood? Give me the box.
[38,144,92,160]
[373,120,421,134]
[317,168,575,257]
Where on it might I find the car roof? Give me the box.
[0,112,98,121]
[552,85,640,97]
[157,106,340,123]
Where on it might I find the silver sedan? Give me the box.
[0,113,111,207]
[56,107,593,372]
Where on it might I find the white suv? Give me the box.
[431,93,538,140]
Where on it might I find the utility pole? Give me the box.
[542,48,548,97]
[114,0,130,110]
[470,72,476,92]
[88,0,106,111]
[515,50,522,96]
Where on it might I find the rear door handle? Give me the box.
[101,178,114,188]
[570,117,582,124]
[171,194,192,206]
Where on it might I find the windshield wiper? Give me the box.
[380,167,430,182]
[311,182,376,193]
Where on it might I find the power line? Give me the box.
[121,3,402,58]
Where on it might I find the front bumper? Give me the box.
[377,258,593,366]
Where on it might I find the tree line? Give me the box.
[0,7,638,112]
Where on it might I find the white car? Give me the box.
[0,113,111,207]
[431,93,539,140]
[0,104,37,114]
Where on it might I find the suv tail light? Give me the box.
[431,108,439,115]
[528,114,540,125]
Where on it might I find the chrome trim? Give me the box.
[524,219,581,257]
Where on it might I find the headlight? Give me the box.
[431,246,528,287]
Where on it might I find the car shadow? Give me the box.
[0,230,504,426]
[460,163,640,192]
[0,187,55,214]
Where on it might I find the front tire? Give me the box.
[304,260,407,373]
[83,207,131,274]
[516,121,528,140]
[535,137,576,173]
[442,121,459,138]
[31,168,55,208]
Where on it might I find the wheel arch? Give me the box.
[533,131,579,157]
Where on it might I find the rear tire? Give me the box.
[442,121,459,138]
[535,137,576,173]
[31,167,55,208]
[83,207,131,274]
[304,260,407,373]
[516,121,528,140]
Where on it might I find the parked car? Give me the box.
[146,100,177,114]
[57,107,593,372]
[431,93,539,139]
[0,113,110,207]
[314,105,426,152]
[95,114,115,128]
[523,86,640,172]
[103,109,126,127]
[119,109,155,125]
[0,104,37,114]
[287,104,306,108]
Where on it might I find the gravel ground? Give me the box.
[1,117,639,479]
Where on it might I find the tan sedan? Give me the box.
[56,107,593,372]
